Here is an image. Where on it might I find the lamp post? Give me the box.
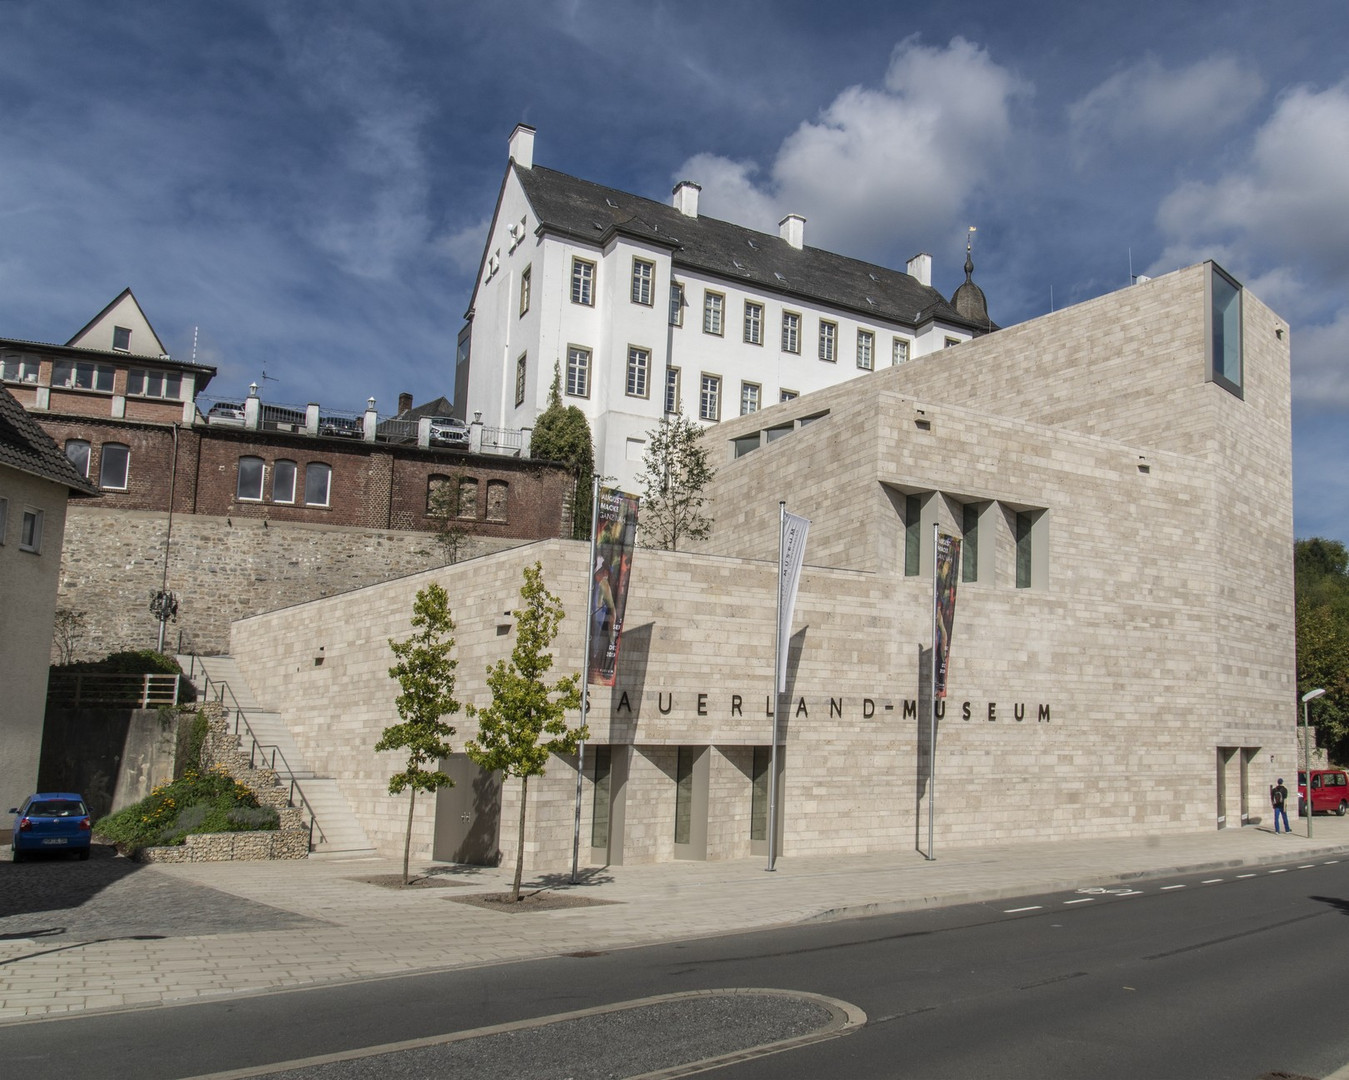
[1301,688,1326,838]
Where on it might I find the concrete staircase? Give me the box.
[179,654,377,859]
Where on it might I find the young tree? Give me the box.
[426,474,472,565]
[636,412,716,550]
[378,582,460,885]
[465,562,585,901]
[52,608,88,665]
[529,364,595,539]
[1295,538,1349,763]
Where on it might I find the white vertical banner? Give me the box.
[777,511,811,693]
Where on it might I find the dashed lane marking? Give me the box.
[1237,873,1257,878]
[1201,878,1224,884]
[1268,868,1288,874]
[1161,885,1186,890]
[1063,898,1094,905]
[1003,906,1042,913]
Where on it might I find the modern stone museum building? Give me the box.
[228,261,1296,866]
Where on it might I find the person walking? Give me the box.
[1271,778,1290,834]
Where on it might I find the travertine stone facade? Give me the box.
[228,264,1297,870]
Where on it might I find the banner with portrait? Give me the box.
[587,487,639,685]
[934,532,961,699]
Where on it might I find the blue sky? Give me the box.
[2,0,1346,543]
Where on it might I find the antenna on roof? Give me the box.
[191,326,198,364]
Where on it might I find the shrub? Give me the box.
[94,765,278,853]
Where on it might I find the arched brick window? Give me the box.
[457,477,478,519]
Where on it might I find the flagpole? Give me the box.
[927,522,939,861]
[767,501,785,872]
[571,474,601,885]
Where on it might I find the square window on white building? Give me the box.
[819,321,836,362]
[567,346,591,398]
[892,337,910,365]
[700,374,721,421]
[571,258,595,306]
[857,329,874,370]
[782,312,800,354]
[740,382,760,415]
[631,258,654,306]
[703,292,724,335]
[112,326,132,351]
[744,301,763,345]
[626,346,650,398]
[780,388,798,403]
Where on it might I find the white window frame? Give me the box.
[20,507,43,553]
[703,291,724,336]
[304,462,332,508]
[112,326,132,351]
[236,456,265,501]
[566,345,591,398]
[65,439,91,478]
[515,352,527,407]
[699,373,721,422]
[743,301,763,345]
[740,382,760,416]
[571,257,595,306]
[669,282,684,326]
[273,460,297,504]
[857,329,875,370]
[52,359,115,393]
[519,265,531,317]
[818,320,836,362]
[626,346,650,399]
[892,337,910,365]
[782,312,800,354]
[127,368,183,400]
[780,389,798,403]
[665,367,681,415]
[99,443,130,490]
[0,354,40,384]
[631,258,654,306]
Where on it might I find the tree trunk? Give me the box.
[512,775,528,902]
[403,786,416,886]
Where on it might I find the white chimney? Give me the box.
[508,123,535,169]
[907,252,932,287]
[779,213,806,250]
[672,180,701,218]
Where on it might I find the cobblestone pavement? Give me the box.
[1,819,1347,1022]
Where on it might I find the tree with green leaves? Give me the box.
[465,562,585,901]
[426,474,472,565]
[636,412,716,550]
[1295,537,1349,764]
[529,364,595,539]
[378,582,460,885]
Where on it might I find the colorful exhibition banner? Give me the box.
[587,487,639,685]
[933,531,961,699]
[777,510,811,693]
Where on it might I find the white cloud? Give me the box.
[1068,56,1263,163]
[673,36,1028,259]
[1292,306,1349,410]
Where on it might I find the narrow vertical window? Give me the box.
[515,353,527,406]
[519,266,531,316]
[99,443,130,490]
[304,463,332,507]
[631,258,654,305]
[674,747,694,844]
[1207,262,1244,398]
[904,494,922,577]
[236,456,265,501]
[893,338,910,365]
[566,346,591,398]
[458,477,478,518]
[857,329,874,370]
[699,374,720,421]
[626,346,650,398]
[818,320,836,362]
[703,292,724,335]
[1016,512,1033,589]
[962,503,979,583]
[665,367,680,414]
[20,508,43,553]
[486,479,508,522]
[781,312,800,353]
[669,282,684,326]
[591,746,612,848]
[740,382,760,415]
[570,258,595,305]
[743,301,763,345]
[750,746,771,841]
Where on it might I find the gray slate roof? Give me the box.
[514,164,988,333]
[0,386,99,496]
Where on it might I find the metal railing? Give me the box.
[47,672,182,708]
[480,425,525,455]
[183,655,326,851]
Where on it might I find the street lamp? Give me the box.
[1301,688,1326,838]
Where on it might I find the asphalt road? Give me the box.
[2,853,1348,1079]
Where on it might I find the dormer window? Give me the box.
[112,326,131,351]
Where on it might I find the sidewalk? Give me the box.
[2,818,1347,1023]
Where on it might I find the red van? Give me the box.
[1298,769,1349,816]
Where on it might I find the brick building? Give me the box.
[2,291,575,658]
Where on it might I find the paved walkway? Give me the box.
[1,817,1347,1023]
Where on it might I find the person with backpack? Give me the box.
[1271,778,1290,834]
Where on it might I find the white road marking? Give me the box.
[1004,906,1042,913]
[1268,868,1288,874]
[1201,878,1223,884]
[1063,898,1094,905]
[1237,873,1256,878]
[1161,885,1185,890]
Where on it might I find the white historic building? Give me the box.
[461,125,996,491]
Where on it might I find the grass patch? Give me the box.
[94,765,278,854]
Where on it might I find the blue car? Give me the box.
[9,793,92,861]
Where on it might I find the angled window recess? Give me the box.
[1206,261,1244,399]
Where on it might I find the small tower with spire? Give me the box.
[950,227,998,332]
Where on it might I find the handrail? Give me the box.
[47,672,181,708]
[181,654,327,850]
